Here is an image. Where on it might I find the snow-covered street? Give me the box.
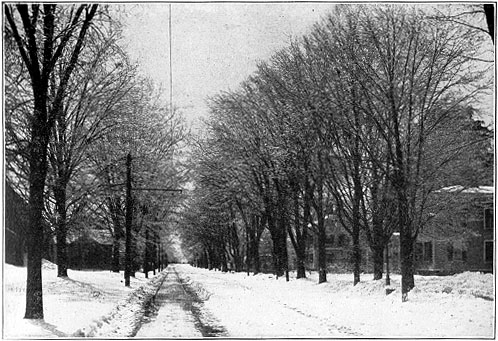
[3,261,494,338]
[4,3,494,340]
[173,264,494,338]
[135,266,225,338]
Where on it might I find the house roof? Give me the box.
[437,186,494,194]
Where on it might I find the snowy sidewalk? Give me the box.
[3,261,160,338]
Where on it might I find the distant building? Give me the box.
[301,186,494,275]
[242,186,493,275]
[415,186,494,274]
[67,229,114,270]
[5,180,114,270]
[5,182,54,266]
[5,182,28,266]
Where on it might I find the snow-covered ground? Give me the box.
[175,264,495,338]
[3,260,162,338]
[2,261,495,338]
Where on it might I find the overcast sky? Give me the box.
[121,3,336,129]
[120,3,494,130]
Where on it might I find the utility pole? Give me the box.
[122,152,182,287]
[125,153,133,287]
[385,241,391,286]
[144,227,150,279]
[158,240,162,271]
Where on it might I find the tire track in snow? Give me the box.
[189,270,362,337]
[136,266,227,337]
[173,267,228,337]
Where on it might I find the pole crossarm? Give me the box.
[108,183,126,188]
[133,187,182,192]
[105,184,182,193]
[120,152,181,286]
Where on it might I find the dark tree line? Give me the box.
[180,4,493,300]
[5,4,188,319]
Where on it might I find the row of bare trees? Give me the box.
[181,4,493,301]
[5,4,187,319]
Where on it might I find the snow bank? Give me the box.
[178,265,494,338]
[78,271,168,338]
[3,260,163,338]
[4,261,494,338]
[411,272,494,300]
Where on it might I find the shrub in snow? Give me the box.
[442,286,453,294]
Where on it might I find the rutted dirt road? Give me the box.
[135,264,351,338]
[135,266,227,338]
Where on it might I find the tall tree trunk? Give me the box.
[296,250,306,279]
[372,240,384,280]
[261,174,287,277]
[351,174,361,285]
[316,183,327,283]
[143,227,150,278]
[400,229,415,300]
[292,183,308,279]
[394,150,415,299]
[394,153,415,299]
[317,210,327,283]
[271,229,288,278]
[109,196,122,273]
[484,4,495,43]
[151,230,157,275]
[249,214,263,274]
[273,186,290,279]
[265,208,287,277]
[370,175,384,280]
[229,209,242,272]
[352,229,361,285]
[245,226,251,275]
[26,167,46,319]
[351,100,362,286]
[391,86,415,301]
[54,184,68,278]
[25,113,51,319]
[112,236,120,273]
[221,244,229,272]
[206,248,213,270]
[276,181,290,281]
[251,237,261,274]
[6,3,98,320]
[301,180,312,279]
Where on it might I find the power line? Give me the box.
[133,187,182,192]
[169,3,173,116]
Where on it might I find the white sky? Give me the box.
[120,3,336,129]
[120,3,494,130]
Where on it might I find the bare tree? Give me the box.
[45,25,136,278]
[334,4,491,300]
[5,4,99,319]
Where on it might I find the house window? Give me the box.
[462,250,468,262]
[447,243,454,262]
[484,240,493,263]
[424,241,433,262]
[415,241,433,263]
[415,242,423,261]
[484,208,493,230]
[326,252,334,262]
[338,234,346,246]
